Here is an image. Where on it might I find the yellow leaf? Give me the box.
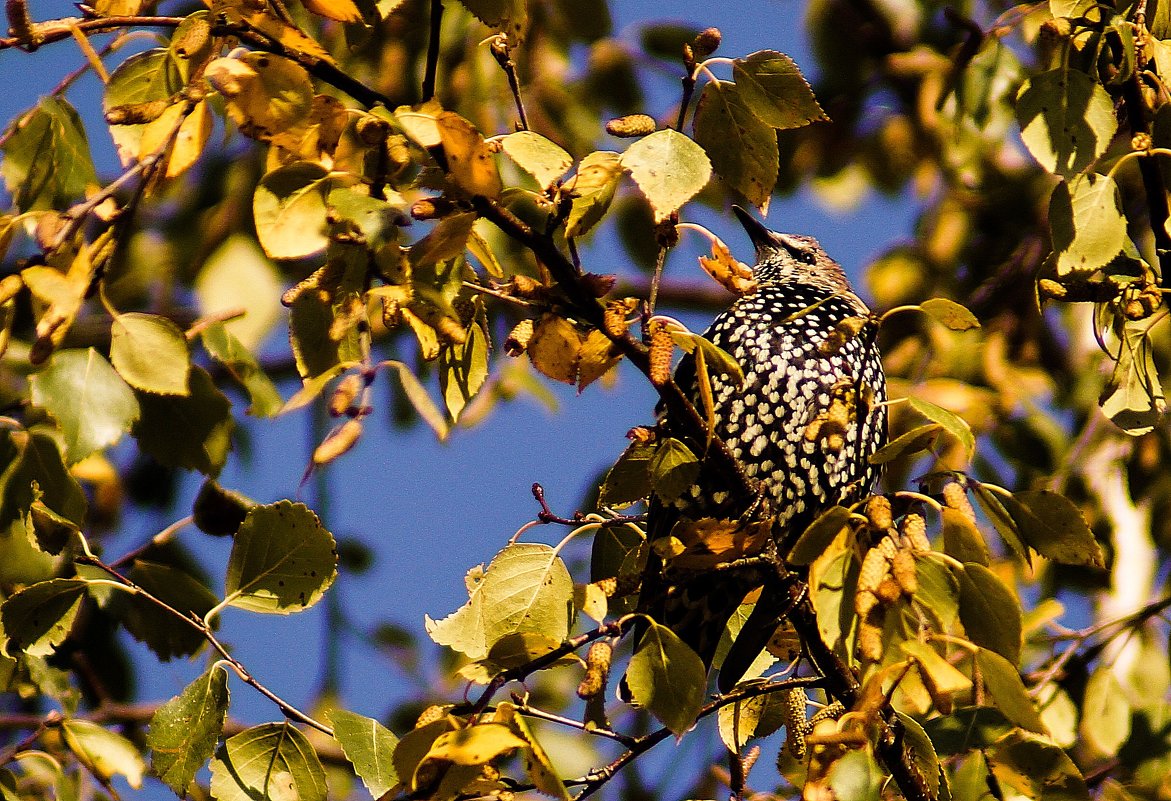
[424,724,526,766]
[577,329,621,391]
[436,112,503,198]
[698,234,756,295]
[205,53,313,142]
[564,151,622,238]
[302,0,363,22]
[528,315,583,384]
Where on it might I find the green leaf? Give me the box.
[480,543,573,645]
[620,129,711,222]
[969,483,1030,565]
[919,297,981,331]
[1101,321,1165,435]
[909,397,974,459]
[425,563,487,658]
[788,506,852,566]
[1079,666,1131,757]
[0,578,87,657]
[133,366,234,475]
[0,430,87,544]
[912,552,961,631]
[200,322,283,417]
[693,81,778,211]
[1049,173,1127,275]
[147,665,230,795]
[327,186,405,251]
[624,620,706,735]
[901,640,973,697]
[1003,490,1104,568]
[254,162,332,260]
[102,48,183,165]
[26,499,82,556]
[731,50,828,129]
[329,709,399,798]
[1,97,97,212]
[986,730,1089,801]
[716,685,787,750]
[975,648,1046,733]
[210,722,327,801]
[61,720,146,789]
[959,562,1022,664]
[386,361,450,440]
[438,319,489,423]
[941,506,990,565]
[895,712,942,798]
[30,348,140,464]
[457,0,527,42]
[224,500,338,614]
[193,479,256,537]
[712,602,778,679]
[122,561,218,660]
[648,437,700,502]
[500,131,573,191]
[565,151,623,238]
[111,313,191,396]
[869,422,942,465]
[598,440,654,508]
[922,706,1012,754]
[1015,69,1117,176]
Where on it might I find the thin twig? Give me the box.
[490,35,529,130]
[422,0,443,101]
[74,555,334,736]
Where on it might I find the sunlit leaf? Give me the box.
[329,709,399,798]
[869,422,942,465]
[437,112,503,198]
[908,397,974,459]
[30,348,140,463]
[439,318,489,422]
[210,722,327,801]
[147,666,230,795]
[1003,490,1104,568]
[565,151,623,238]
[919,297,981,331]
[788,505,851,566]
[303,0,363,22]
[958,562,1022,663]
[986,730,1089,801]
[1015,69,1117,176]
[425,723,526,765]
[61,720,146,789]
[111,312,191,396]
[196,235,284,351]
[1079,666,1131,758]
[254,162,332,260]
[205,52,314,141]
[620,129,711,222]
[648,437,700,502]
[500,131,572,191]
[1049,173,1127,275]
[224,500,338,614]
[624,620,706,735]
[975,648,1045,733]
[493,703,568,801]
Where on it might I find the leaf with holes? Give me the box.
[147,666,230,795]
[224,500,338,614]
[0,578,87,658]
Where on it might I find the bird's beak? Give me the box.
[732,205,781,254]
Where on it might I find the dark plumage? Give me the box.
[640,207,888,690]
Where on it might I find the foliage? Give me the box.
[0,1,1170,801]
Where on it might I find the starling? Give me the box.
[638,206,888,691]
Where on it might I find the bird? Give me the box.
[637,206,888,692]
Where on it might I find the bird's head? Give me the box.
[732,205,851,294]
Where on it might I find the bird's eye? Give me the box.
[797,249,816,265]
